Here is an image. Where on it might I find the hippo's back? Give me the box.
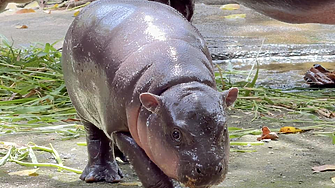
[62,0,212,134]
[64,0,206,67]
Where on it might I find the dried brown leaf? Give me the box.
[257,127,279,141]
[62,118,81,122]
[15,25,28,29]
[16,9,35,14]
[312,165,335,172]
[220,4,240,10]
[119,182,142,186]
[315,108,335,118]
[8,169,39,177]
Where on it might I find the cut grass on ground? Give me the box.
[0,38,334,140]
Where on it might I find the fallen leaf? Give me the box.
[257,133,278,141]
[261,126,271,135]
[220,4,240,10]
[15,25,28,29]
[22,89,37,98]
[16,9,35,14]
[230,149,257,153]
[24,1,40,9]
[224,14,246,19]
[315,108,335,118]
[279,126,303,134]
[119,182,142,186]
[8,169,39,176]
[312,165,335,172]
[74,10,80,17]
[62,118,81,122]
[6,3,18,11]
[332,177,335,184]
[44,10,52,14]
[257,126,279,141]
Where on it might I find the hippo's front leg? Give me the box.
[113,132,174,188]
[80,120,123,182]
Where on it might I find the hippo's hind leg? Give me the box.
[114,145,129,163]
[113,132,174,188]
[80,120,123,183]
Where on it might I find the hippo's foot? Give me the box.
[80,120,123,183]
[80,161,123,183]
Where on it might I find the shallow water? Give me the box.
[216,61,334,90]
[193,4,335,90]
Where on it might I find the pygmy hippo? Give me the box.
[62,0,238,187]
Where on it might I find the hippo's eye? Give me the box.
[171,129,182,142]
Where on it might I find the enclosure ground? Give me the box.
[0,2,334,188]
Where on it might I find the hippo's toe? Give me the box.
[80,161,123,183]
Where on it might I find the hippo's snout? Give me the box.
[195,162,223,176]
[179,159,227,188]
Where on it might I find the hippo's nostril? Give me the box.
[218,166,223,173]
[216,162,223,174]
[196,167,202,174]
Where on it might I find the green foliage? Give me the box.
[0,36,334,143]
[0,142,82,174]
[215,64,335,121]
[0,36,77,136]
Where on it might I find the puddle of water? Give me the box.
[240,62,334,74]
[238,21,331,44]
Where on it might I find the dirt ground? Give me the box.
[0,2,335,188]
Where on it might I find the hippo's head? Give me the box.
[138,83,238,187]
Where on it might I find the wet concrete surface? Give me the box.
[192,4,335,65]
[1,3,335,64]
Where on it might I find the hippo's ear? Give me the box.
[139,93,162,113]
[222,87,239,107]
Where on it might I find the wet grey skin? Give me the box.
[62,0,238,187]
[174,0,335,24]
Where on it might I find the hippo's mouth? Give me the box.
[184,176,200,188]
[182,175,225,188]
[177,158,227,188]
[183,175,215,188]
